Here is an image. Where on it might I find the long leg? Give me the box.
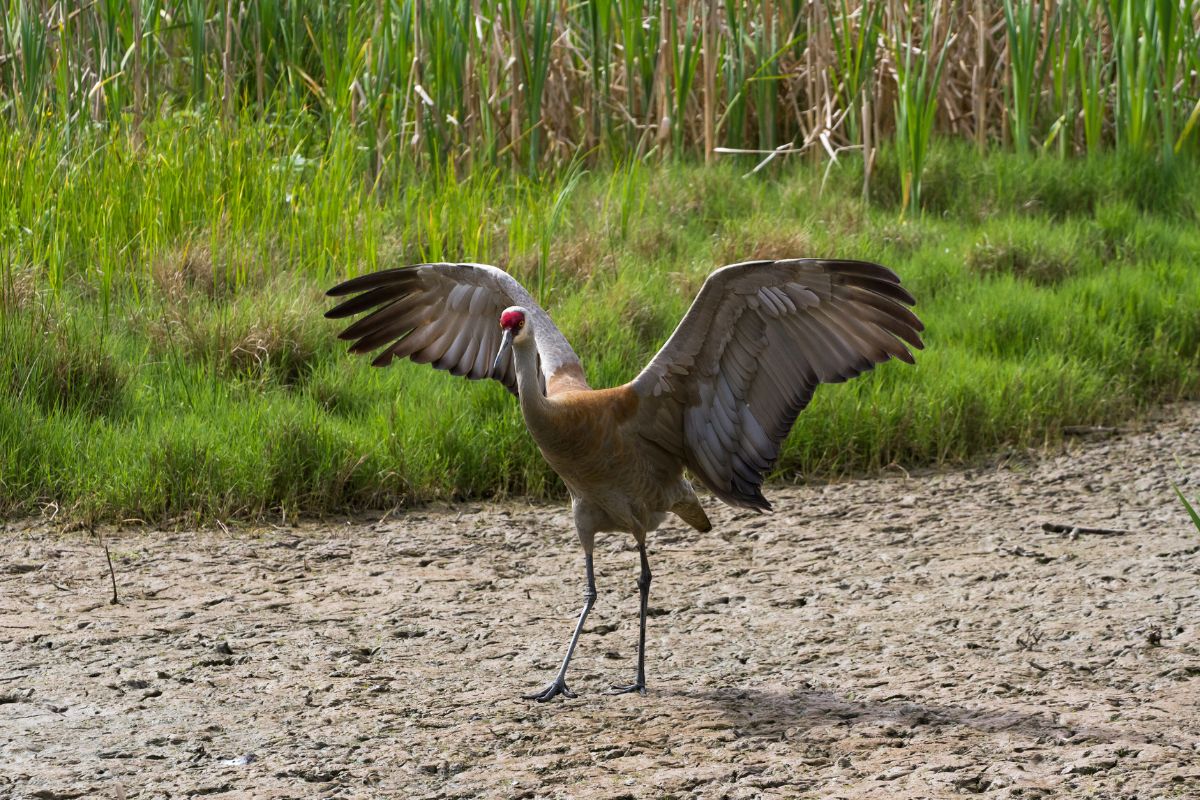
[524,552,596,702]
[611,542,651,694]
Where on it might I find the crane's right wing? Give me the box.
[325,263,586,396]
[630,259,923,511]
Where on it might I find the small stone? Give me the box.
[1062,758,1117,775]
[222,753,256,767]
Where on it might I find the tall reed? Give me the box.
[1003,0,1051,155]
[1,2,1198,205]
[891,1,952,216]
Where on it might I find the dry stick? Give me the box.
[103,540,119,605]
[1041,522,1128,537]
[91,524,120,605]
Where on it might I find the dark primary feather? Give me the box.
[325,262,583,395]
[631,259,924,511]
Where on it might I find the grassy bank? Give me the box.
[2,122,1199,523]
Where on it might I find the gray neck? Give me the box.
[513,336,549,419]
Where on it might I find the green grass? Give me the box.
[2,123,1199,524]
[1176,484,1200,533]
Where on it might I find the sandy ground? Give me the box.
[2,404,1199,800]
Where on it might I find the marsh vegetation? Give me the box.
[1,2,1198,522]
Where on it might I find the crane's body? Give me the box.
[326,258,923,700]
[514,379,711,542]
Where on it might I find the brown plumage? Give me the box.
[326,259,924,700]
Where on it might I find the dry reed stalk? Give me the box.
[703,0,716,163]
[222,0,234,125]
[2,1,1197,175]
[974,0,986,152]
[507,0,520,168]
[131,0,144,132]
[653,1,667,153]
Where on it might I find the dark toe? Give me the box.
[523,681,576,702]
[607,682,646,695]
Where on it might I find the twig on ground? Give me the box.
[1000,545,1054,563]
[92,523,120,605]
[1063,426,1118,437]
[1041,522,1127,538]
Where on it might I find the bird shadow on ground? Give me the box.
[675,686,1172,747]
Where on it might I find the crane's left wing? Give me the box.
[630,259,924,511]
[325,262,586,396]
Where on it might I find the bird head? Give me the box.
[493,306,530,375]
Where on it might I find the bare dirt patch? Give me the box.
[2,405,1199,799]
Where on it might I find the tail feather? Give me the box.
[672,497,713,533]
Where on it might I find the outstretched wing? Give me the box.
[325,262,586,396]
[631,259,924,511]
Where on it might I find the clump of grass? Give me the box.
[1,263,39,312]
[304,362,377,419]
[148,238,277,303]
[1,316,128,418]
[863,220,928,258]
[1092,198,1200,265]
[967,220,1096,285]
[715,216,817,264]
[150,242,222,303]
[148,276,328,386]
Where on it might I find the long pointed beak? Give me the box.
[492,328,515,377]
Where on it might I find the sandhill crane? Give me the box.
[326,259,923,701]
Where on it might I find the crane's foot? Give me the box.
[607,681,646,696]
[523,678,577,702]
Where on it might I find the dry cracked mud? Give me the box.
[2,404,1199,799]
